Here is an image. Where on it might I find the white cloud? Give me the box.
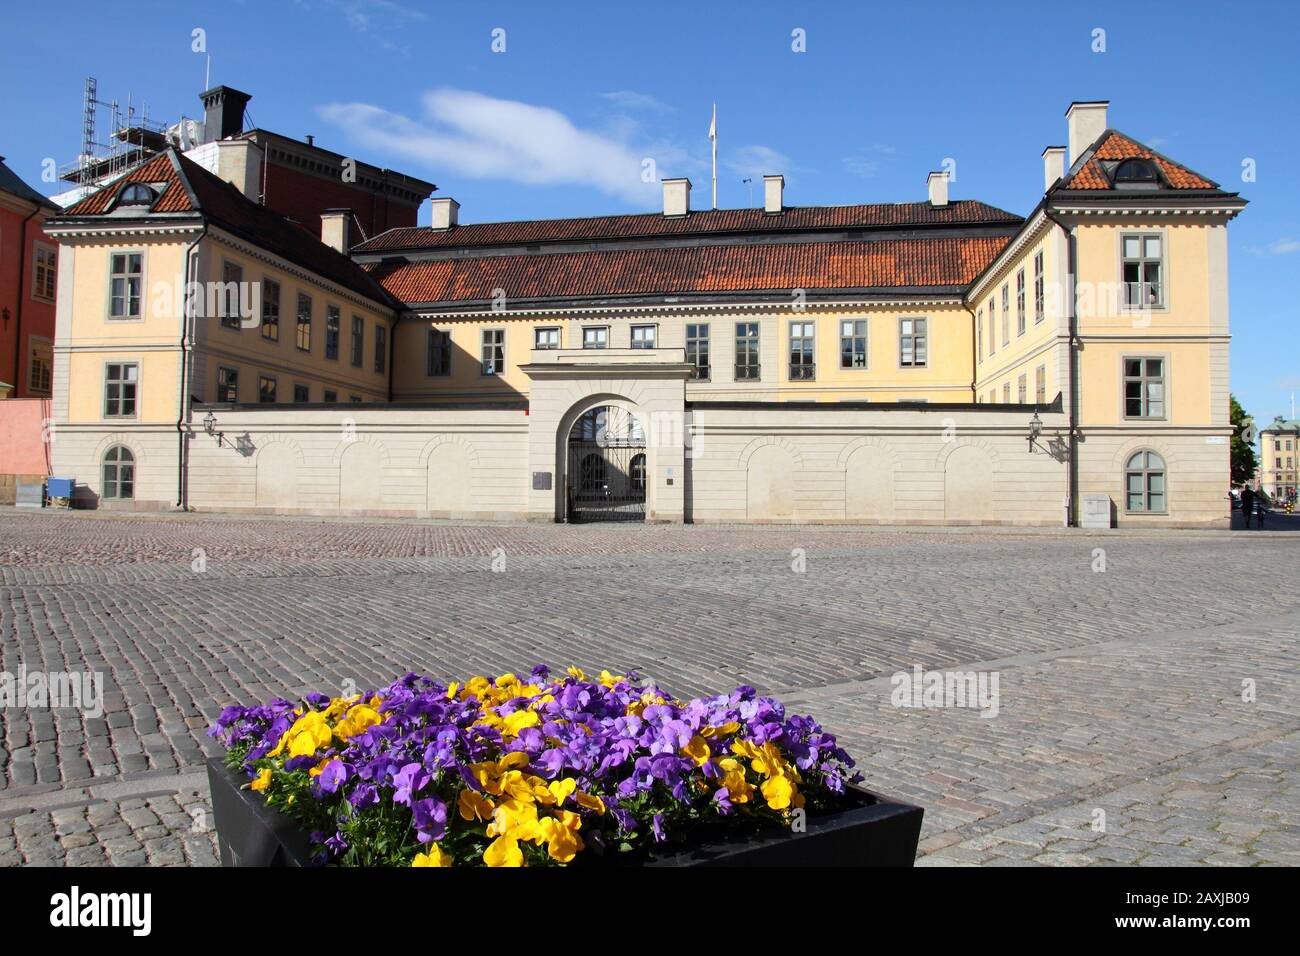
[1249,238,1300,256]
[842,144,896,178]
[318,89,662,204]
[724,144,794,182]
[599,91,673,113]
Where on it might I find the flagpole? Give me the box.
[710,103,717,210]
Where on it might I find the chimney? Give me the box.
[320,209,352,253]
[662,178,691,217]
[1042,146,1066,191]
[1066,100,1109,166]
[430,197,459,230]
[927,170,949,207]
[763,174,784,214]
[199,86,252,144]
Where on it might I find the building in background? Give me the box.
[0,156,59,400]
[44,100,1246,527]
[1259,417,1298,503]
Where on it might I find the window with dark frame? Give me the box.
[482,328,506,374]
[1034,251,1045,323]
[686,323,710,380]
[296,293,312,351]
[1124,357,1165,419]
[109,252,143,319]
[1000,284,1009,345]
[374,324,387,374]
[325,306,340,360]
[261,278,280,341]
[1125,450,1166,513]
[899,317,927,367]
[735,322,760,380]
[293,384,310,403]
[987,297,996,354]
[220,261,243,329]
[534,327,560,350]
[840,319,868,369]
[29,345,52,394]
[1016,269,1026,335]
[104,362,138,417]
[581,326,608,349]
[324,389,338,403]
[631,325,657,349]
[258,375,277,404]
[102,446,135,500]
[1122,234,1164,308]
[789,321,815,380]
[33,245,57,301]
[350,315,364,367]
[427,329,451,376]
[216,366,239,403]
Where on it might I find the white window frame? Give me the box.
[899,317,928,368]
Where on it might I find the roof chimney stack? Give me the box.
[662,178,691,218]
[927,170,949,207]
[200,86,252,144]
[1042,146,1067,191]
[1066,100,1109,167]
[763,174,784,214]
[430,197,459,230]
[320,209,353,253]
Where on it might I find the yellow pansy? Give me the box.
[575,792,606,815]
[458,788,495,823]
[566,666,588,682]
[333,703,382,740]
[411,844,452,867]
[718,758,754,803]
[445,681,459,700]
[483,836,524,868]
[538,816,584,863]
[760,774,798,811]
[701,721,741,738]
[250,768,272,792]
[502,709,540,737]
[547,777,577,807]
[682,735,711,767]
[498,751,531,771]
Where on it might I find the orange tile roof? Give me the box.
[1061,131,1217,190]
[369,235,1009,305]
[354,200,1021,253]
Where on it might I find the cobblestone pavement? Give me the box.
[1,509,1297,866]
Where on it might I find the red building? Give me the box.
[0,156,58,399]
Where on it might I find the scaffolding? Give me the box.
[60,75,168,188]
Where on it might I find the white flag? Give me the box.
[708,104,716,142]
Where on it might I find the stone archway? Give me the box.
[557,396,649,523]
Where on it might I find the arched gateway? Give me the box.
[565,405,647,522]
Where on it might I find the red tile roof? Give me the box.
[353,200,1021,253]
[1060,131,1217,190]
[368,235,1010,305]
[58,149,400,309]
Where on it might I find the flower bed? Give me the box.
[208,666,920,867]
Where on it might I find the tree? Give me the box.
[1230,394,1258,487]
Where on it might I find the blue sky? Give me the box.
[1,0,1296,426]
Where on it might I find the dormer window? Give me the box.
[117,183,156,207]
[1113,159,1159,185]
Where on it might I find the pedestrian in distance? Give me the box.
[1240,485,1256,529]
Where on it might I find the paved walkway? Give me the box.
[1,509,1296,866]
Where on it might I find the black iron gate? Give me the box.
[567,440,646,522]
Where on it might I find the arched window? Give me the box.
[102,445,135,500]
[1113,159,1159,184]
[1125,450,1166,513]
[117,183,156,207]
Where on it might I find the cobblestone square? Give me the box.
[1,509,1297,866]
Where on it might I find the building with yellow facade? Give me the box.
[44,99,1246,527]
[1259,417,1298,503]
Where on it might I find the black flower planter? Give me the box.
[207,756,923,867]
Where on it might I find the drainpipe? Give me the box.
[963,304,978,402]
[11,204,39,393]
[176,218,209,509]
[1044,207,1079,527]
